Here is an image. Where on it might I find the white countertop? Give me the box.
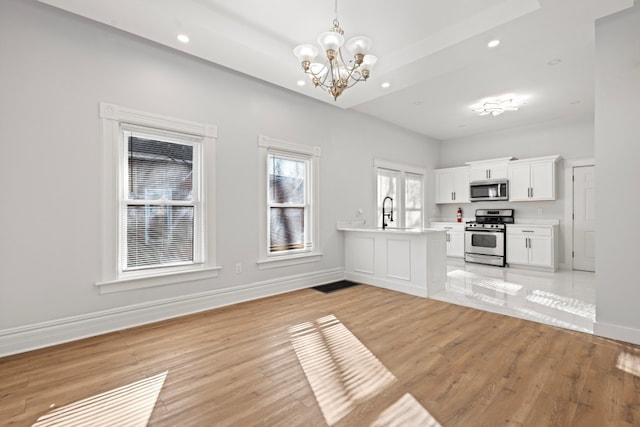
[337,226,445,235]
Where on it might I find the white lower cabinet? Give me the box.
[506,225,557,270]
[430,222,465,258]
[341,228,447,297]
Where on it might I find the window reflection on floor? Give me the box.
[32,371,167,427]
[431,264,596,334]
[526,289,595,320]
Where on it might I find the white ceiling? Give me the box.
[38,0,634,140]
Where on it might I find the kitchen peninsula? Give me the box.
[337,226,447,298]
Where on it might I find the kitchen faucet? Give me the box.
[382,196,394,229]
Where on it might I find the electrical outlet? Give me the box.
[235,262,242,274]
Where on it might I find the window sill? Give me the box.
[95,265,222,294]
[256,252,323,270]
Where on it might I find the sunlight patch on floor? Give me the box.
[32,371,167,427]
[616,351,640,377]
[370,393,442,427]
[289,314,396,426]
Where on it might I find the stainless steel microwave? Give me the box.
[469,179,509,202]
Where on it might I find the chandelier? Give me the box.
[293,0,377,101]
[471,95,527,116]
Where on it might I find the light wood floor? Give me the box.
[2,285,640,426]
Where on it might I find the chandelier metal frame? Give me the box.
[293,0,377,101]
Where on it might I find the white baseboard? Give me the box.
[594,320,640,346]
[0,268,344,358]
[344,272,428,298]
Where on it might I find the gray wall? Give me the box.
[0,0,440,334]
[594,4,640,343]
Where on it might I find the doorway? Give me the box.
[572,164,596,272]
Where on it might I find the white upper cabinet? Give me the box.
[435,166,469,204]
[466,157,512,181]
[508,156,560,201]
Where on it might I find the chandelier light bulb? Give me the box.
[294,44,319,63]
[346,36,372,56]
[317,31,344,54]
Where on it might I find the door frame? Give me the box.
[563,158,595,270]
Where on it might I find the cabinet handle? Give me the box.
[453,191,456,200]
[444,227,453,229]
[521,230,535,233]
[446,233,450,242]
[530,187,533,198]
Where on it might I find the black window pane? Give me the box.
[270,207,304,252]
[127,205,194,268]
[128,137,193,201]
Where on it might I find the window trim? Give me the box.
[373,159,426,229]
[96,102,220,294]
[257,135,322,269]
[121,127,202,273]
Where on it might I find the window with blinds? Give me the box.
[122,129,201,271]
[267,152,310,253]
[375,164,424,229]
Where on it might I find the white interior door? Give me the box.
[573,165,596,271]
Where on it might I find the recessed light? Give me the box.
[297,80,306,87]
[177,34,190,44]
[487,39,501,48]
[547,58,562,66]
[381,82,391,89]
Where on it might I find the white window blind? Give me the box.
[121,128,201,271]
[267,152,310,253]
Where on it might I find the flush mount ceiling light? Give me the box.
[293,0,377,101]
[177,34,190,44]
[471,95,527,116]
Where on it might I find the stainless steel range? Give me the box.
[464,209,514,267]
